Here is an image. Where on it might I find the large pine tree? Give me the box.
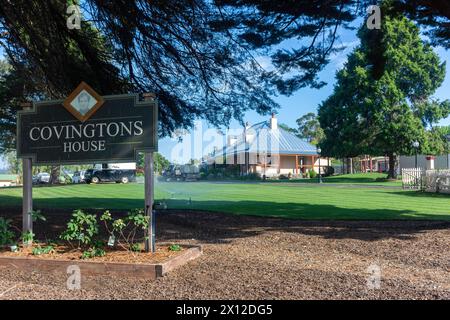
[319,11,449,179]
[1,0,449,142]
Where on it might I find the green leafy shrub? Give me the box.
[240,172,261,180]
[101,209,149,253]
[60,210,99,249]
[322,166,335,177]
[21,230,35,245]
[32,245,54,256]
[169,244,181,252]
[309,169,317,179]
[30,210,46,222]
[82,247,106,259]
[0,217,15,246]
[130,243,141,252]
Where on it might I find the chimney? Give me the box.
[270,113,277,130]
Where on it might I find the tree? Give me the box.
[1,1,449,141]
[295,112,324,144]
[2,1,448,136]
[437,125,450,136]
[0,61,44,153]
[4,150,21,175]
[319,11,449,179]
[137,152,170,175]
[278,123,297,134]
[393,0,450,49]
[154,153,171,175]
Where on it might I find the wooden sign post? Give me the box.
[21,103,33,242]
[144,152,155,253]
[143,93,156,253]
[17,83,158,253]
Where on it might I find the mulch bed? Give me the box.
[0,208,449,299]
[0,243,183,264]
[0,207,186,264]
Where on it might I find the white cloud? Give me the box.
[329,40,359,69]
[255,56,275,72]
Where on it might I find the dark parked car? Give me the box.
[84,169,136,184]
[32,172,51,184]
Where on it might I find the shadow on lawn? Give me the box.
[268,176,397,184]
[373,190,450,198]
[1,197,449,243]
[158,208,450,243]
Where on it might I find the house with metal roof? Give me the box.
[207,114,328,177]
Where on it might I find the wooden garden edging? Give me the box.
[0,244,202,280]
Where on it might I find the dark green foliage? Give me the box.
[60,210,99,248]
[392,0,450,49]
[21,231,34,244]
[130,243,141,252]
[308,169,317,179]
[322,166,335,177]
[169,244,181,252]
[137,152,170,175]
[0,62,43,152]
[30,210,46,222]
[295,113,324,144]
[0,0,448,142]
[32,245,55,256]
[0,217,15,246]
[319,13,449,178]
[100,209,149,253]
[82,247,106,259]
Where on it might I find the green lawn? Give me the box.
[268,173,402,186]
[0,180,448,220]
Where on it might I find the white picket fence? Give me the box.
[401,168,423,190]
[402,168,450,194]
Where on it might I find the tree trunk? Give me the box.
[50,165,60,184]
[346,157,353,174]
[387,153,397,179]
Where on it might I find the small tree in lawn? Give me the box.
[319,10,449,179]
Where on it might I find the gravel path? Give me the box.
[0,210,449,299]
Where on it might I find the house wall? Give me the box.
[313,157,330,174]
[0,181,13,187]
[210,152,328,177]
[253,155,326,176]
[279,156,296,174]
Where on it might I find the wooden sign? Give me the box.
[17,83,158,165]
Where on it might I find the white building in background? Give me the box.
[207,114,328,178]
[0,174,18,187]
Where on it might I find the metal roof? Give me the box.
[215,121,318,157]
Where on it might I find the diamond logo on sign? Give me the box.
[17,83,157,165]
[63,82,105,122]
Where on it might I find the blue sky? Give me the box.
[158,21,450,163]
[1,17,449,169]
